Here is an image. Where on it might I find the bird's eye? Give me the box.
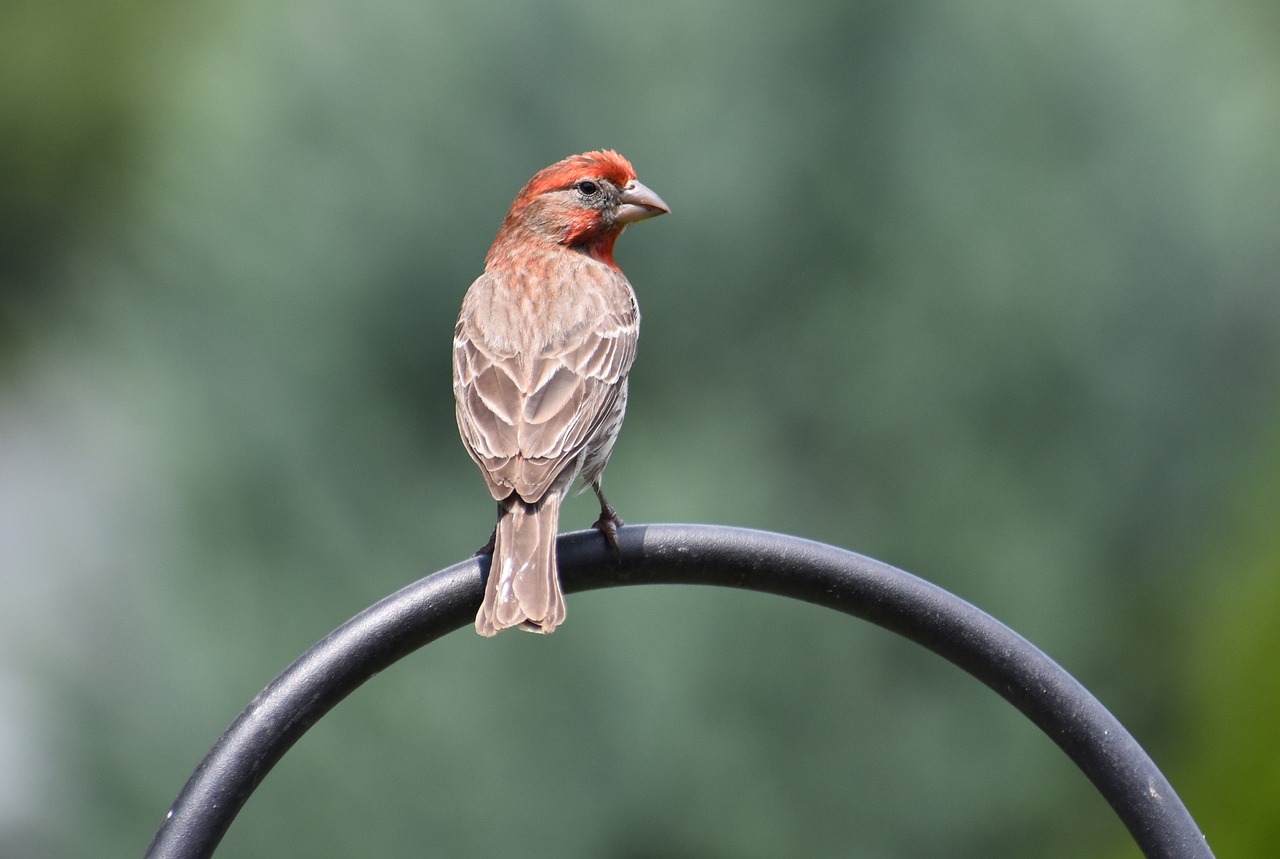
[575,180,600,197]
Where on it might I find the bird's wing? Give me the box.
[453,276,637,503]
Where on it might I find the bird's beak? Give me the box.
[615,180,670,224]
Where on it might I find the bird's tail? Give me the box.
[476,494,565,636]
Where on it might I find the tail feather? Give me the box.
[476,494,565,636]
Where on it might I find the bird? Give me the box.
[453,150,669,636]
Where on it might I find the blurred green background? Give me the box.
[2,0,1278,856]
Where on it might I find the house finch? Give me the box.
[453,150,669,636]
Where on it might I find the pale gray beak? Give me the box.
[615,179,670,224]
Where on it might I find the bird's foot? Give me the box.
[592,506,624,560]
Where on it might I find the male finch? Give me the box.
[453,150,669,636]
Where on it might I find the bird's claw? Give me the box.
[592,507,624,560]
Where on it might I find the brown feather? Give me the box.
[475,495,565,636]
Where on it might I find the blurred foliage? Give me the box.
[1,0,1278,856]
[0,0,225,340]
[1175,433,1280,857]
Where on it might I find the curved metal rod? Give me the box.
[145,524,1212,858]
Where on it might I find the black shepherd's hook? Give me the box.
[145,524,1212,858]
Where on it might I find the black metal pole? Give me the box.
[145,524,1212,858]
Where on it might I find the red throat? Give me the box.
[563,210,623,268]
[580,231,622,268]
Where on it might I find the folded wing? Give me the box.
[454,276,637,503]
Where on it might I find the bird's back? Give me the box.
[453,249,639,503]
